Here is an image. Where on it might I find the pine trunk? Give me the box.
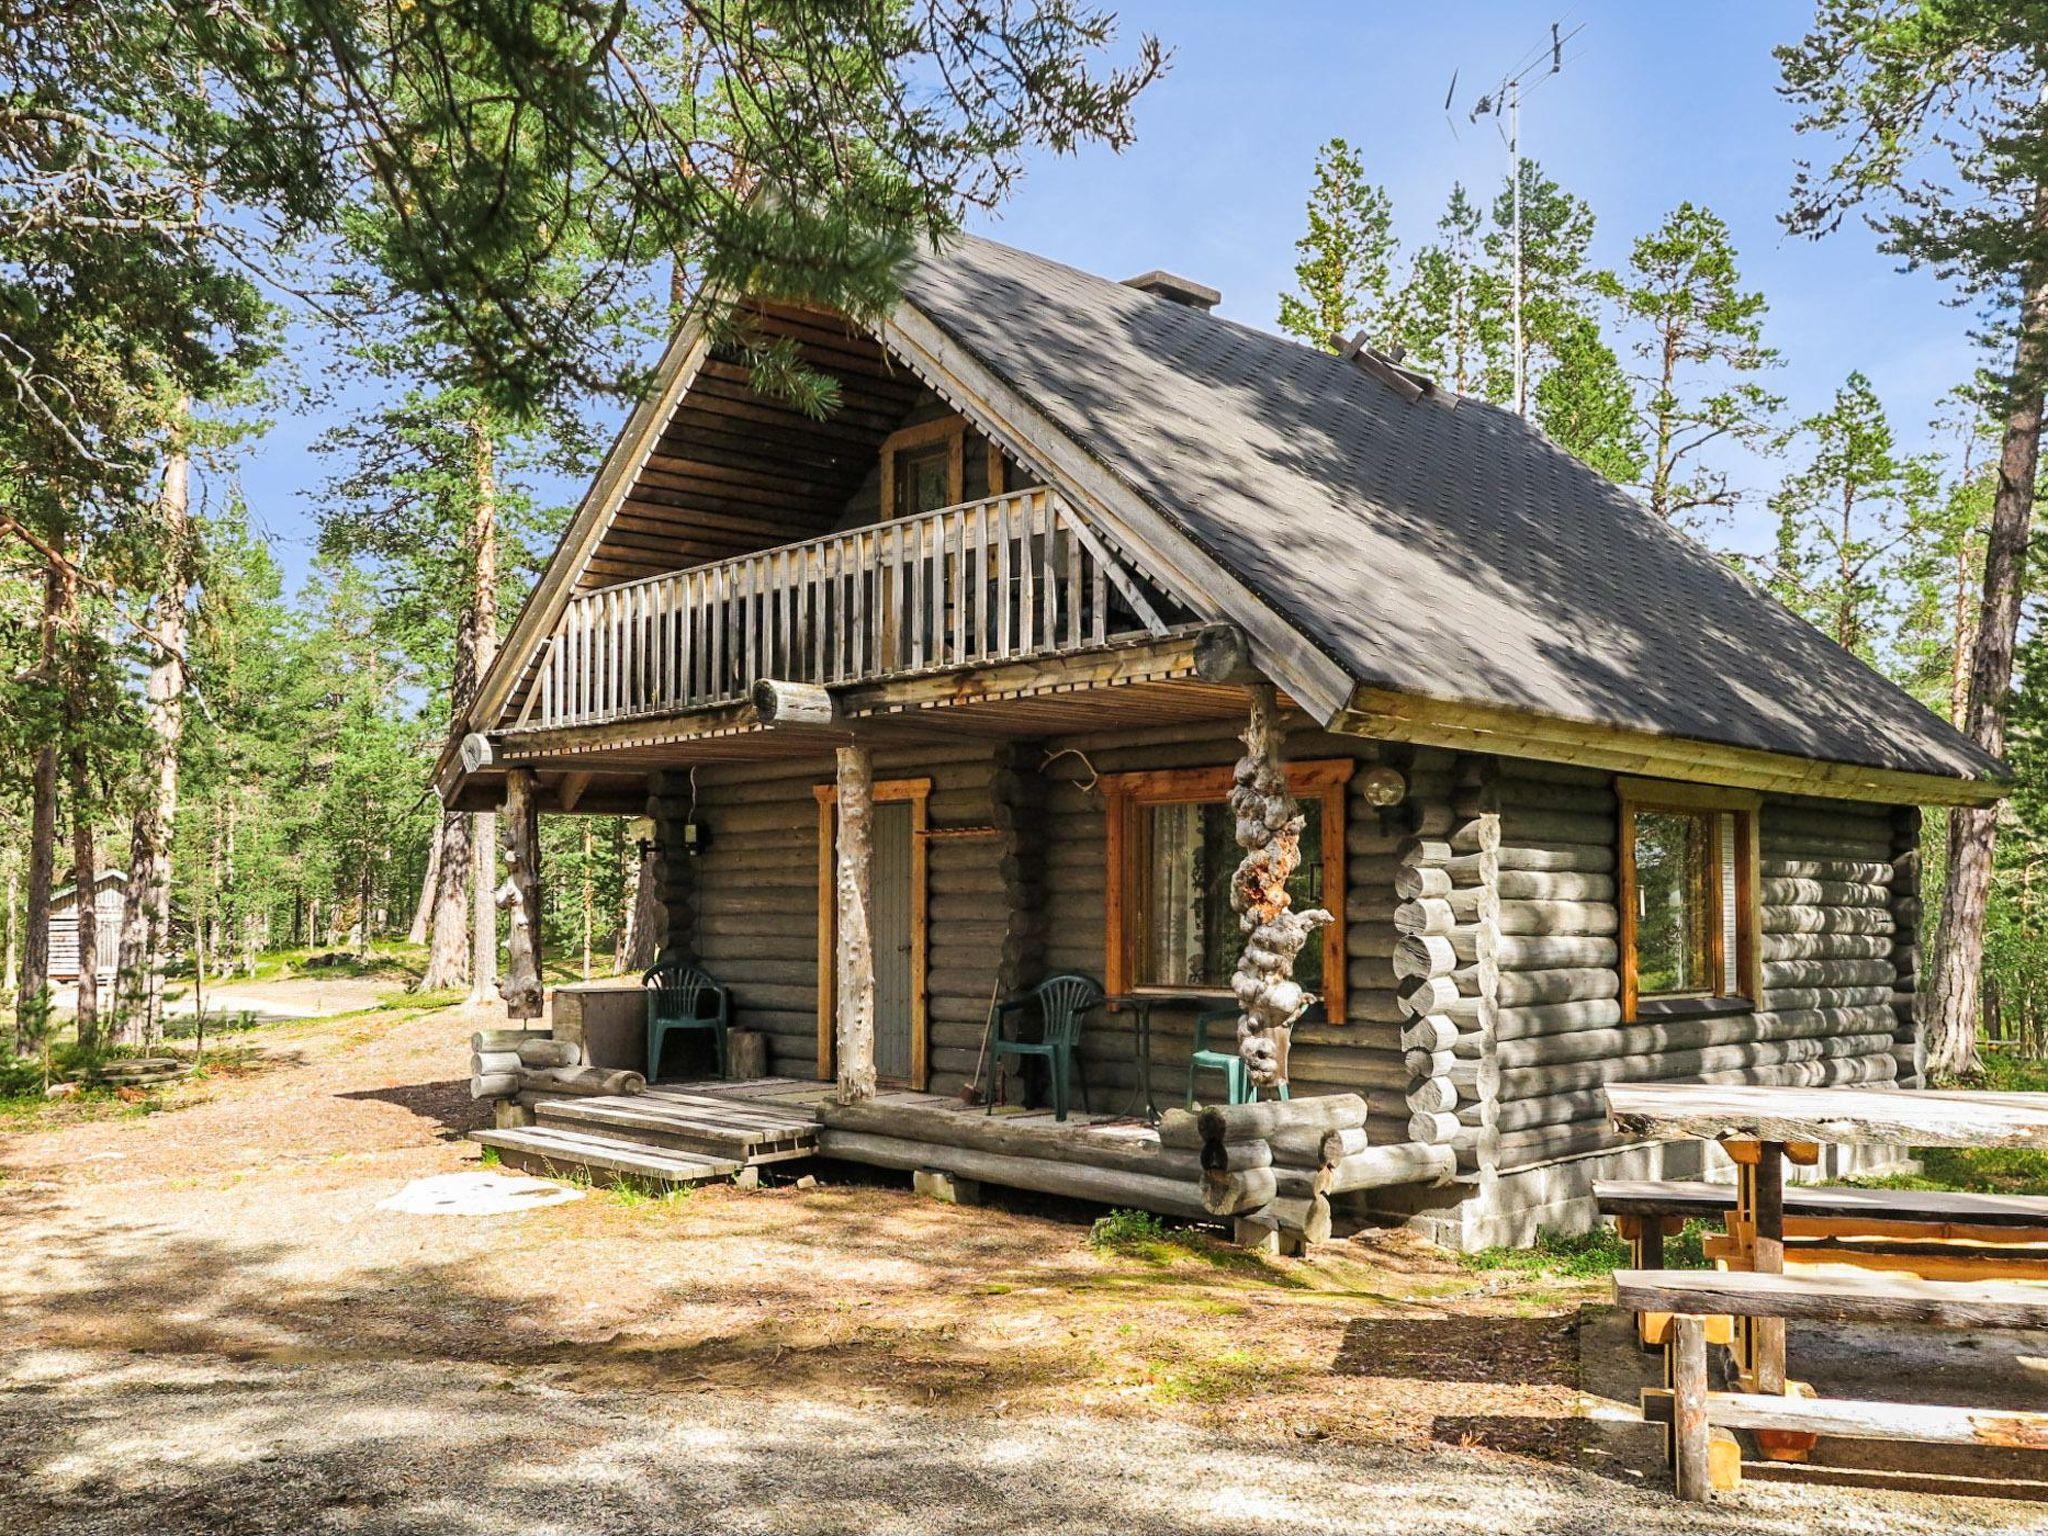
[621,821,664,971]
[465,413,499,1005]
[834,744,876,1103]
[68,745,97,1051]
[419,814,471,989]
[406,829,441,946]
[17,561,68,1051]
[1927,183,2048,1082]
[114,441,191,1048]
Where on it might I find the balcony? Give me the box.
[515,488,1182,732]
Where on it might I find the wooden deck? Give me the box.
[475,1076,1214,1218]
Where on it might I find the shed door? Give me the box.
[872,802,916,1085]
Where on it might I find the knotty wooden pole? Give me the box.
[1229,682,1331,1091]
[834,743,877,1103]
[495,767,544,1020]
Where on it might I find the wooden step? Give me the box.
[471,1125,742,1188]
[537,1093,817,1163]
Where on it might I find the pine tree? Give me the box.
[1599,202,1781,529]
[1533,312,1646,485]
[1782,5,2048,1079]
[1278,138,1400,352]
[1765,373,1926,664]
[1397,184,1488,391]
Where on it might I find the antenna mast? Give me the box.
[1454,19,1581,419]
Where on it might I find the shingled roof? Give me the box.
[897,234,2004,789]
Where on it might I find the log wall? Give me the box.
[1484,774,1909,1171]
[651,729,1924,1171]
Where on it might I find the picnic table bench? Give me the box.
[1601,1081,2048,1502]
[1597,1178,2048,1292]
[1622,1268,2048,1501]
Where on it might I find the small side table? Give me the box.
[1103,992,1214,1125]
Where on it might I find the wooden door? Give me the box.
[872,801,916,1084]
[814,777,930,1089]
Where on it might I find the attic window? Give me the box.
[1617,779,1759,1022]
[880,417,965,519]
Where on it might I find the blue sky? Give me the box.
[240,1,1986,588]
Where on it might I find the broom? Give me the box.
[957,974,1005,1105]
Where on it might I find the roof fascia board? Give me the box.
[879,302,1358,723]
[1336,684,2006,808]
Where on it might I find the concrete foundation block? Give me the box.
[913,1167,979,1205]
[491,1099,537,1130]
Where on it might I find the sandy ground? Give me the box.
[2,1003,2044,1535]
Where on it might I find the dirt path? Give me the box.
[1,1006,2037,1535]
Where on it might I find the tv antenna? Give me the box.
[1448,19,1586,418]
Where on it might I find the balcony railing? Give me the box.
[519,487,1175,731]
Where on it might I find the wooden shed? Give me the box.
[438,236,2005,1249]
[51,869,125,982]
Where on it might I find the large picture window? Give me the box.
[1617,779,1759,1021]
[1104,760,1352,1022]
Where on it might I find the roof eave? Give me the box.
[1334,684,2008,808]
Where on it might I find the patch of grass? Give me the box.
[1143,1343,1293,1405]
[1089,1208,1170,1253]
[1838,1052,2048,1197]
[1461,1219,1712,1279]
[478,1145,503,1168]
[609,1177,691,1208]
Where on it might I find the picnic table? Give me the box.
[1606,1082,2048,1394]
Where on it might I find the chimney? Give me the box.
[1121,270,1221,313]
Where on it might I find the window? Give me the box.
[879,417,965,520]
[1617,779,1759,1020]
[1104,760,1352,1022]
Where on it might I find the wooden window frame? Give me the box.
[1102,759,1353,1023]
[814,777,931,1089]
[1616,777,1761,1023]
[878,417,966,522]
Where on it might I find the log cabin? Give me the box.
[437,235,2006,1248]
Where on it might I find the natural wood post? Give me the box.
[1229,683,1331,1090]
[1670,1315,1710,1502]
[495,767,544,1019]
[834,744,877,1103]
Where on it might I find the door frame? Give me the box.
[813,776,930,1089]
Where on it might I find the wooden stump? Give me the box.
[727,1027,768,1081]
[835,744,877,1104]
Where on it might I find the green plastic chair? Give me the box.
[644,960,732,1082]
[1188,1008,1289,1108]
[988,972,1103,1121]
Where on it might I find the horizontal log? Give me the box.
[1394,864,1451,900]
[1202,1166,1278,1216]
[1496,870,1615,902]
[1400,1016,1458,1053]
[1761,876,1884,913]
[1397,975,1458,1017]
[1760,931,1894,962]
[1200,1140,1273,1172]
[516,1038,582,1069]
[1393,933,1458,980]
[1498,808,1614,846]
[1325,1142,1456,1191]
[1488,934,1619,971]
[1498,1030,1895,1103]
[1269,1125,1370,1166]
[1759,858,1893,884]
[472,1071,519,1099]
[1403,1047,1456,1081]
[1196,1093,1370,1144]
[1762,958,1897,990]
[1406,1076,1459,1115]
[1757,984,1897,1013]
[1498,900,1618,937]
[1495,842,1615,874]
[472,1050,522,1076]
[818,1129,1210,1219]
[1394,897,1455,936]
[1493,998,1625,1039]
[521,1065,647,1097]
[1761,903,1894,935]
[1498,968,1618,1007]
[471,1029,552,1053]
[1409,1109,1461,1144]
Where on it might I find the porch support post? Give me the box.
[1230,682,1331,1092]
[834,743,877,1103]
[496,766,544,1020]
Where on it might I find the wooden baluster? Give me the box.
[997,494,1014,657]
[909,518,925,671]
[1017,495,1036,654]
[1040,493,1058,651]
[1091,541,1108,646]
[1063,503,1082,649]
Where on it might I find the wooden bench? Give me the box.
[1617,1267,2048,1501]
[1598,1178,2048,1321]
